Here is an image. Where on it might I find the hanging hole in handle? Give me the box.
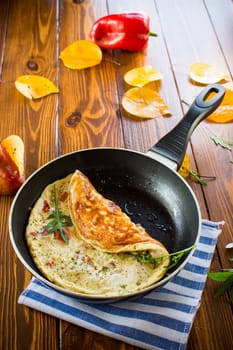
[196,84,225,108]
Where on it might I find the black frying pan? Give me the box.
[9,84,225,302]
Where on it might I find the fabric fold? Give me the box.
[18,220,223,350]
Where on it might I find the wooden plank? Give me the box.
[0,1,232,349]
[58,0,124,153]
[61,323,141,350]
[58,1,125,347]
[204,0,233,75]
[188,249,233,349]
[0,1,9,77]
[108,0,183,152]
[0,0,59,172]
[202,0,233,250]
[107,0,209,218]
[155,1,233,349]
[155,0,233,236]
[0,0,59,349]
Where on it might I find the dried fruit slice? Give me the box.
[122,87,171,119]
[15,75,59,99]
[0,135,25,194]
[1,135,24,177]
[60,40,102,69]
[207,88,233,123]
[189,62,230,84]
[178,154,190,178]
[124,65,163,87]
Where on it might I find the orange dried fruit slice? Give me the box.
[15,75,59,99]
[124,65,163,87]
[189,62,230,84]
[122,87,171,119]
[60,40,102,69]
[207,88,233,123]
[178,154,190,178]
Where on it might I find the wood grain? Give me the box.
[0,0,232,349]
[58,0,124,153]
[0,1,59,349]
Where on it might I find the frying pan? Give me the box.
[9,84,225,302]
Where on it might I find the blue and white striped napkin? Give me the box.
[18,220,223,350]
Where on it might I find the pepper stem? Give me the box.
[149,31,158,37]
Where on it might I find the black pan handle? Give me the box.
[149,84,225,170]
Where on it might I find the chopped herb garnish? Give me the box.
[45,184,73,243]
[120,284,127,289]
[133,245,195,270]
[135,251,163,269]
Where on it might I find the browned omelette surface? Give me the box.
[69,170,169,255]
[26,173,170,297]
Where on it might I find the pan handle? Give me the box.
[148,84,225,170]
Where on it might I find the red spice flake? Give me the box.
[63,227,72,239]
[29,231,37,237]
[82,255,94,266]
[42,199,50,212]
[53,227,72,241]
[59,191,68,202]
[53,230,62,240]
[45,257,56,268]
[108,261,116,268]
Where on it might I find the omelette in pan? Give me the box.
[26,171,170,297]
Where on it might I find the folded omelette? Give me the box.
[26,171,170,297]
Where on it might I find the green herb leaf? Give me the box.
[210,135,232,150]
[45,185,73,243]
[226,242,233,249]
[135,251,163,269]
[208,271,233,282]
[134,245,195,270]
[166,245,196,270]
[208,271,233,302]
[189,170,207,185]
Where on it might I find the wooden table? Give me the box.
[1,0,232,349]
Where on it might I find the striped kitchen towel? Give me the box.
[18,220,223,350]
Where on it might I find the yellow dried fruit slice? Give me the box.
[122,87,171,119]
[15,75,59,100]
[124,65,163,87]
[60,40,102,69]
[178,154,190,178]
[207,88,233,123]
[189,62,230,84]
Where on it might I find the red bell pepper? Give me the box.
[89,12,157,52]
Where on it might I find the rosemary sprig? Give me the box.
[45,185,73,243]
[210,135,232,151]
[189,170,207,185]
[134,245,195,270]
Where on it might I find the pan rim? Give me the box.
[8,147,202,301]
